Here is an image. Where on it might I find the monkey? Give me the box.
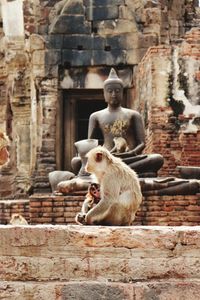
[110,136,129,154]
[84,146,142,226]
[0,131,10,167]
[75,183,101,225]
[9,213,28,225]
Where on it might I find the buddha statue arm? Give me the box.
[88,113,98,139]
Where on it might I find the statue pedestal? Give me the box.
[73,139,98,179]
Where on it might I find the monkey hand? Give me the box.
[75,213,87,225]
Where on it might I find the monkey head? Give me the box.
[85,146,115,176]
[89,183,100,202]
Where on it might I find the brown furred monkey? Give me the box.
[84,146,142,226]
[75,183,101,225]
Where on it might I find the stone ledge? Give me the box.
[1,280,200,300]
[1,225,200,284]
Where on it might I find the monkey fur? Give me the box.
[110,136,129,154]
[9,213,28,225]
[84,146,142,226]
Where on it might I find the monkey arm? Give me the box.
[81,195,94,214]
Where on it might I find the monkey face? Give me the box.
[86,152,107,174]
[89,183,100,201]
[86,146,113,176]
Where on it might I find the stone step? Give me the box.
[0,225,200,299]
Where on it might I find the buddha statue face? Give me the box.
[104,82,123,107]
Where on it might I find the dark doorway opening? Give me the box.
[60,89,106,171]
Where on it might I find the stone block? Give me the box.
[32,50,45,65]
[138,34,159,48]
[45,50,61,66]
[91,49,126,65]
[106,33,139,50]
[83,0,124,6]
[0,226,200,283]
[93,19,138,36]
[63,35,105,50]
[61,0,85,15]
[62,49,92,66]
[61,282,133,300]
[126,48,146,64]
[85,6,119,21]
[119,5,135,20]
[29,34,45,51]
[50,15,91,34]
[45,35,63,49]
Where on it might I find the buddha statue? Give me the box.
[86,68,164,177]
[57,69,199,196]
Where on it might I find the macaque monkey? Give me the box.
[110,136,129,154]
[84,146,142,226]
[9,213,28,225]
[75,183,101,225]
[0,131,10,167]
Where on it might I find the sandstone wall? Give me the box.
[1,225,200,299]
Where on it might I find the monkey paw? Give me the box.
[75,213,86,225]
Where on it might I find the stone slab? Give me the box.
[0,225,200,282]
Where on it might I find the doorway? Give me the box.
[61,89,106,171]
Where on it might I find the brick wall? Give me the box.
[0,199,30,224]
[144,107,200,177]
[28,193,200,226]
[0,192,199,226]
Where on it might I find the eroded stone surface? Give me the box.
[0,226,200,299]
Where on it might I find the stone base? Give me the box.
[0,225,200,299]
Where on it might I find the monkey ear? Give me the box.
[95,152,103,162]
